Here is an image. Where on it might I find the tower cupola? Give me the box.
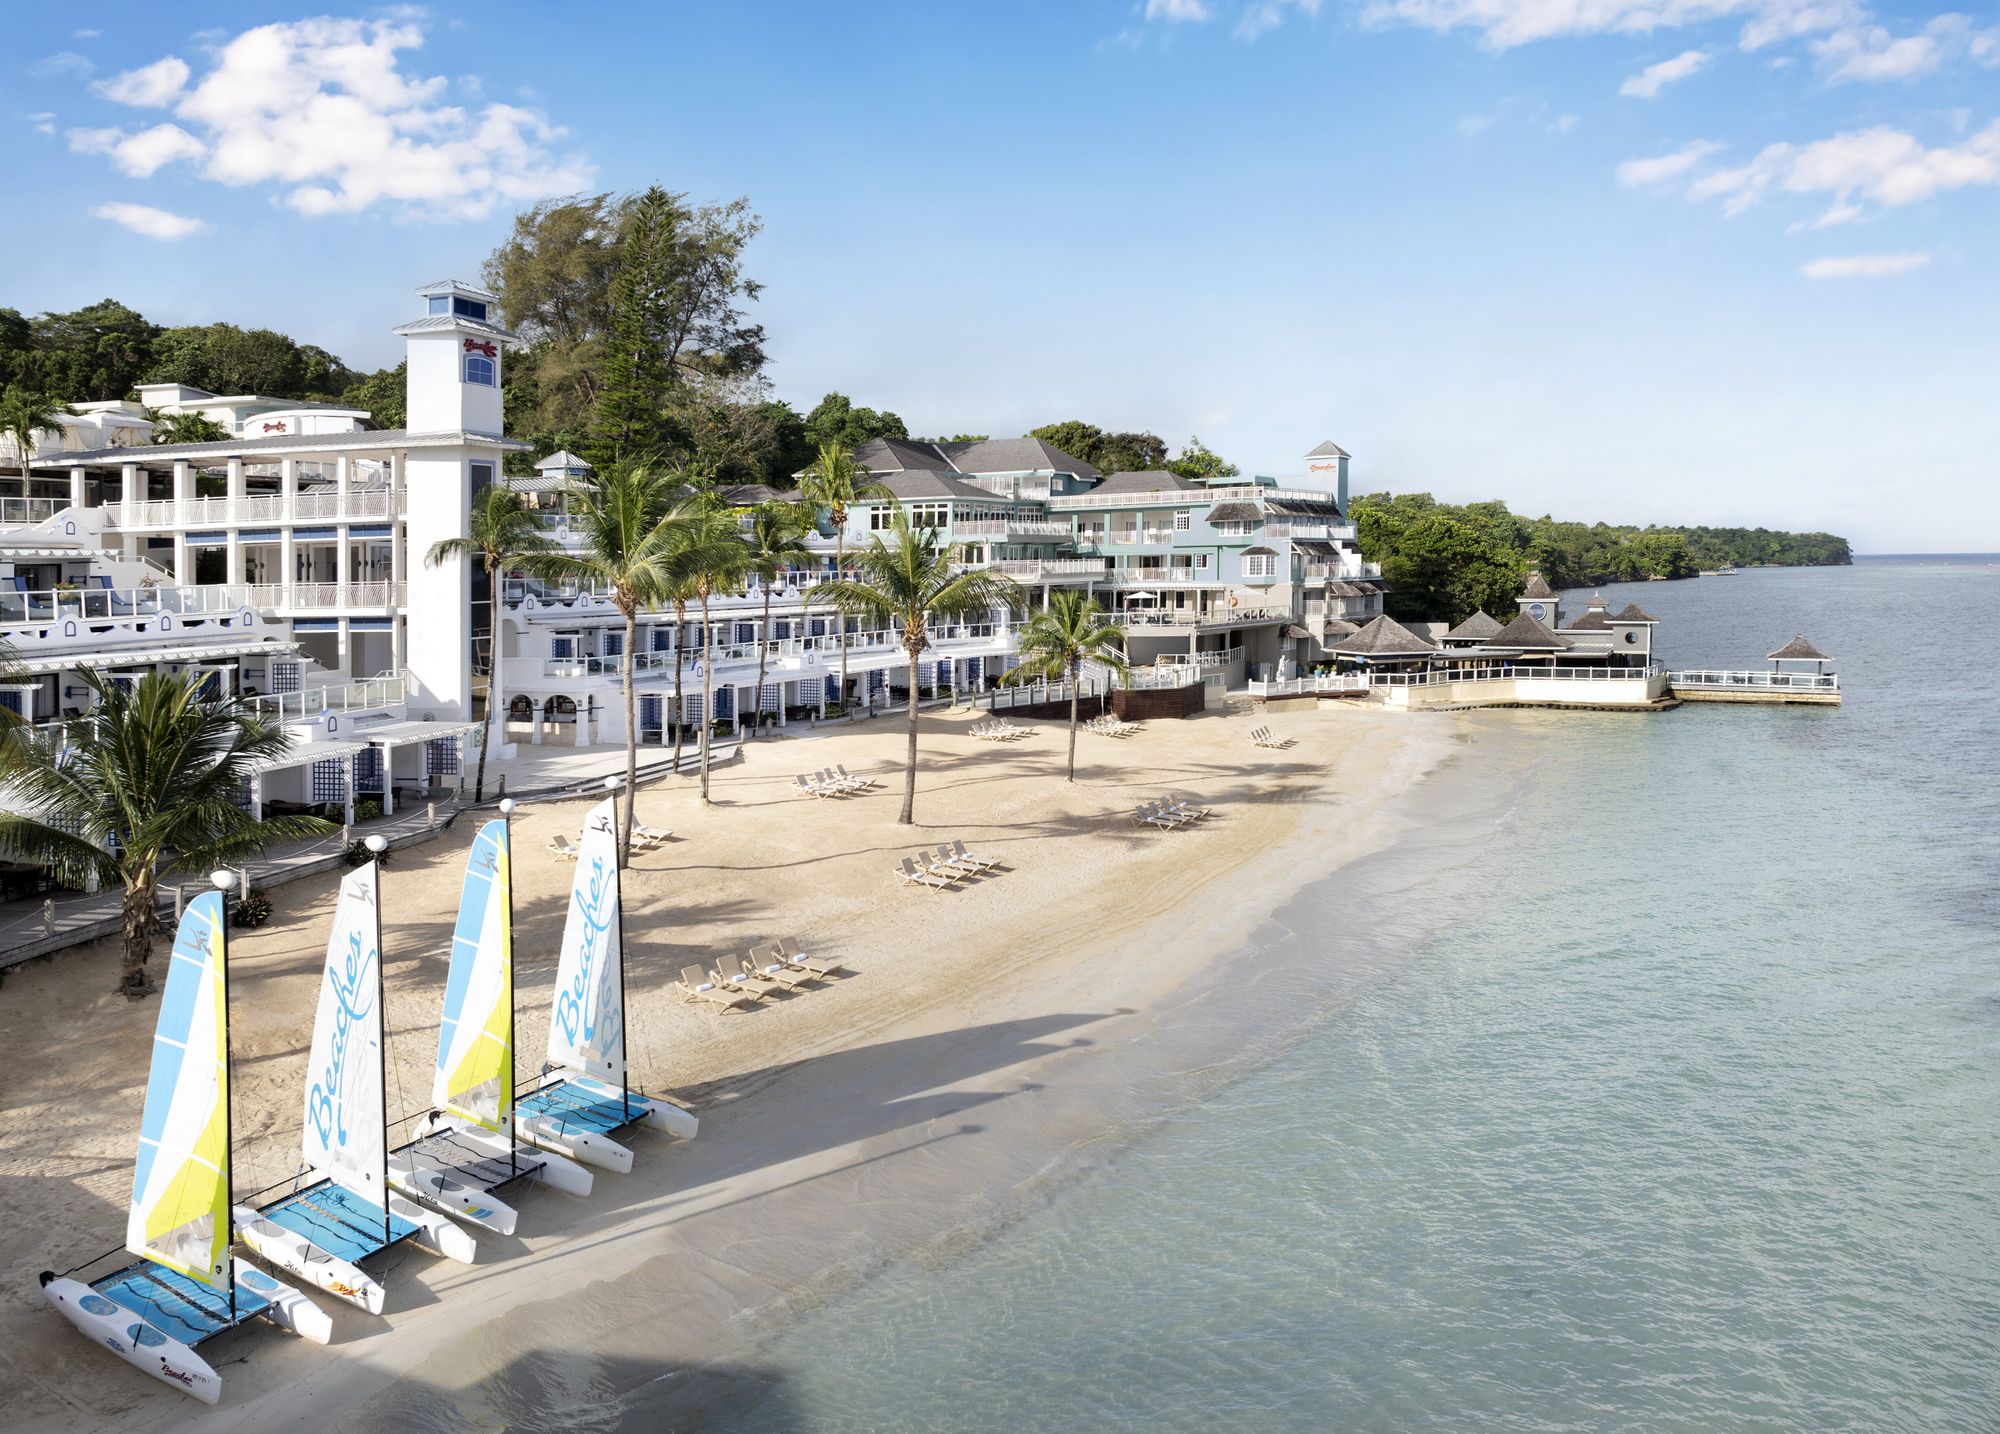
[393,281,517,436]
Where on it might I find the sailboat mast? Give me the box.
[212,872,237,1323]
[500,799,517,1180]
[369,839,390,1247]
[616,816,632,1124]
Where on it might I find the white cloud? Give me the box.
[1144,0,1212,18]
[68,122,205,177]
[1235,0,1323,39]
[74,29,102,40]
[32,51,96,78]
[96,56,190,106]
[92,201,206,240]
[1686,119,2000,222]
[1621,48,1709,96]
[1356,0,1851,49]
[1616,139,1722,185]
[1800,251,1931,277]
[1458,111,1497,136]
[29,113,56,137]
[66,16,593,223]
[1811,14,2000,81]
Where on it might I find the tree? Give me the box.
[339,363,407,429]
[1005,593,1130,782]
[681,500,749,803]
[798,439,887,714]
[811,514,1021,825]
[1164,436,1239,482]
[552,464,683,863]
[741,500,814,741]
[590,187,680,467]
[803,392,907,450]
[0,387,78,485]
[1027,420,1167,474]
[0,671,332,996]
[1373,511,1520,626]
[16,300,157,400]
[424,487,564,802]
[146,409,230,445]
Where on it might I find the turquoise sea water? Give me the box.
[667,558,2000,1432]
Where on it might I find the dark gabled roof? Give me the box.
[1562,609,1613,631]
[1091,470,1200,495]
[1320,618,1360,638]
[1334,613,1436,657]
[1267,496,1341,516]
[851,436,950,473]
[1304,440,1350,459]
[1443,610,1503,642]
[866,470,1001,501]
[1325,580,1369,597]
[1767,634,1831,661]
[1612,603,1659,623]
[1520,570,1556,599]
[941,436,1099,479]
[1488,612,1572,649]
[718,483,789,506]
[1205,501,1262,524]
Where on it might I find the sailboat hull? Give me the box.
[233,1258,332,1345]
[234,1205,384,1314]
[413,1113,595,1197]
[516,1112,635,1173]
[309,1173,479,1265]
[387,1153,518,1236]
[40,1276,223,1404]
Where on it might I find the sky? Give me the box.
[4,2,1996,552]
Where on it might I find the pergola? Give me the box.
[1767,635,1833,675]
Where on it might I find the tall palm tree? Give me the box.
[424,486,563,802]
[0,671,333,997]
[811,513,1022,825]
[741,500,813,741]
[1005,592,1130,783]
[1,388,78,493]
[798,440,886,715]
[668,498,748,803]
[553,463,681,864]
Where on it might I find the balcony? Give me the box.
[534,622,1010,682]
[987,558,1105,582]
[0,582,255,631]
[102,488,406,529]
[0,497,64,532]
[244,581,406,611]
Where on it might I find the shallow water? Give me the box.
[660,558,2000,1433]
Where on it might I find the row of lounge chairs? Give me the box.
[678,938,848,1012]
[895,840,1002,890]
[1249,725,1295,749]
[1134,798,1212,830]
[794,766,876,798]
[1087,713,1140,738]
[970,719,1036,741]
[549,822,671,859]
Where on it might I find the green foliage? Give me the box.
[1007,592,1131,781]
[1164,435,1239,482]
[146,409,230,445]
[145,322,359,398]
[0,387,79,472]
[339,361,406,429]
[230,888,274,929]
[804,391,907,449]
[0,300,157,400]
[343,840,388,867]
[1028,420,1169,474]
[1350,491,1849,623]
[353,798,383,822]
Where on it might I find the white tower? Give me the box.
[1303,441,1350,513]
[392,282,518,723]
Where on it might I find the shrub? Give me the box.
[354,799,383,822]
[344,840,390,868]
[231,888,273,928]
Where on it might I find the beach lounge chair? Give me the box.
[678,964,752,1011]
[549,834,580,860]
[950,838,1000,872]
[818,767,862,793]
[897,856,952,890]
[635,822,673,843]
[834,765,875,790]
[795,773,832,798]
[1134,802,1186,830]
[715,959,783,1000]
[747,948,816,990]
[1162,797,1212,822]
[933,844,985,878]
[775,936,845,977]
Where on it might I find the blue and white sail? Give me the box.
[126,892,231,1288]
[546,798,625,1087]
[434,819,514,1130]
[302,864,385,1200]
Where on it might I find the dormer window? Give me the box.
[427,294,491,321]
[428,295,449,315]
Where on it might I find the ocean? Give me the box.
[660,556,2000,1433]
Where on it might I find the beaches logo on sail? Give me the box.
[306,929,377,1154]
[554,852,619,1061]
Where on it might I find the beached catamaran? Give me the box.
[39,890,329,1404]
[413,812,595,1207]
[515,797,698,1169]
[236,859,474,1310]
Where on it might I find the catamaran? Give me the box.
[236,859,474,1311]
[39,888,329,1404]
[411,811,596,1219]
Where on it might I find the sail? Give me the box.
[434,819,514,1130]
[127,891,231,1287]
[546,798,625,1085]
[302,864,385,1196]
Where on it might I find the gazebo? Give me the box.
[1767,635,1833,676]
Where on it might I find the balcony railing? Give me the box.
[1246,673,1371,697]
[1118,606,1289,628]
[244,581,406,611]
[0,497,63,530]
[1047,484,1338,511]
[0,582,259,629]
[103,488,404,529]
[987,558,1105,581]
[1365,662,1666,687]
[1668,669,1838,692]
[247,674,408,724]
[536,623,1007,680]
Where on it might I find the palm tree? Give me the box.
[668,498,748,803]
[424,487,563,803]
[798,440,886,716]
[0,671,333,997]
[1005,592,1130,782]
[146,409,230,446]
[553,463,682,864]
[811,513,1022,825]
[741,501,813,741]
[1,387,78,493]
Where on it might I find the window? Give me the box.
[1243,552,1277,579]
[454,297,490,321]
[428,296,449,315]
[464,353,496,386]
[1194,553,1211,571]
[470,461,495,496]
[1214,520,1251,537]
[1173,510,1191,532]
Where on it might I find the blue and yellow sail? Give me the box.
[434,819,514,1130]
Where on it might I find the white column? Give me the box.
[343,755,356,826]
[279,458,297,606]
[335,454,351,514]
[226,457,245,511]
[225,460,246,585]
[171,460,193,584]
[69,468,86,513]
[337,618,351,680]
[119,461,138,513]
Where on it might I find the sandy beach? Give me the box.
[0,697,1461,1431]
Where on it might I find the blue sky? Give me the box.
[6,2,1996,551]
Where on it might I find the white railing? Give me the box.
[1669,669,1839,692]
[1364,663,1666,687]
[0,582,260,628]
[537,623,1008,680]
[1247,673,1371,697]
[245,581,405,611]
[248,674,407,724]
[104,488,404,529]
[1120,606,1288,628]
[0,497,62,529]
[987,558,1105,580]
[1047,484,1337,511]
[1106,569,1215,587]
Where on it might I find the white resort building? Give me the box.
[0,279,1387,817]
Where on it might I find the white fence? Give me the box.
[247,673,407,724]
[104,488,404,529]
[1669,669,1839,693]
[1246,673,1371,697]
[0,497,62,530]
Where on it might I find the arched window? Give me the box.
[464,353,496,386]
